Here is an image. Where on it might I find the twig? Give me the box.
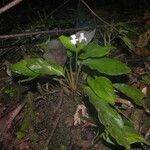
[52,89,64,118]
[46,90,63,147]
[0,0,23,15]
[116,96,133,108]
[47,0,70,18]
[46,115,60,146]
[80,0,118,32]
[44,90,64,146]
[0,27,91,39]
[126,58,150,62]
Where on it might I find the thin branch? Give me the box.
[116,96,133,108]
[46,90,63,146]
[0,0,23,15]
[47,0,70,18]
[52,89,64,119]
[46,115,60,146]
[0,27,91,39]
[81,0,118,32]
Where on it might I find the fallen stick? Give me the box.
[0,27,92,39]
[116,96,133,108]
[46,115,60,147]
[52,89,64,119]
[0,0,23,15]
[81,0,118,32]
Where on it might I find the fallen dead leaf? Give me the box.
[141,86,147,95]
[74,104,89,126]
[0,101,26,141]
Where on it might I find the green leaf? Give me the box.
[10,60,38,76]
[83,86,130,149]
[102,117,147,146]
[87,76,116,105]
[113,83,145,107]
[79,42,115,59]
[27,58,64,77]
[120,36,135,49]
[10,58,64,83]
[59,35,77,52]
[84,86,145,149]
[81,57,131,75]
[76,42,86,52]
[123,118,145,144]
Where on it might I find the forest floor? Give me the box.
[0,1,150,150]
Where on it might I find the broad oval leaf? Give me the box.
[27,58,64,77]
[113,83,145,107]
[123,118,145,144]
[84,86,130,149]
[84,86,145,149]
[87,76,116,105]
[10,60,38,76]
[102,118,146,146]
[79,42,115,59]
[59,35,77,52]
[81,58,131,75]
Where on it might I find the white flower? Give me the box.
[70,34,79,45]
[79,33,87,43]
[70,32,87,45]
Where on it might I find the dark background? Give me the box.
[0,0,150,34]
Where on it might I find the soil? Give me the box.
[0,69,106,150]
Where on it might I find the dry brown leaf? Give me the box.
[136,31,150,48]
[134,31,150,57]
[135,67,145,75]
[134,47,150,57]
[141,86,147,95]
[74,104,89,126]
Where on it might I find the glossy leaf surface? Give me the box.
[87,76,116,105]
[10,60,38,76]
[79,42,115,59]
[81,58,131,75]
[113,83,145,107]
[27,58,64,77]
[84,86,145,149]
[10,58,64,82]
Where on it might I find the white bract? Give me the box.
[70,33,87,45]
